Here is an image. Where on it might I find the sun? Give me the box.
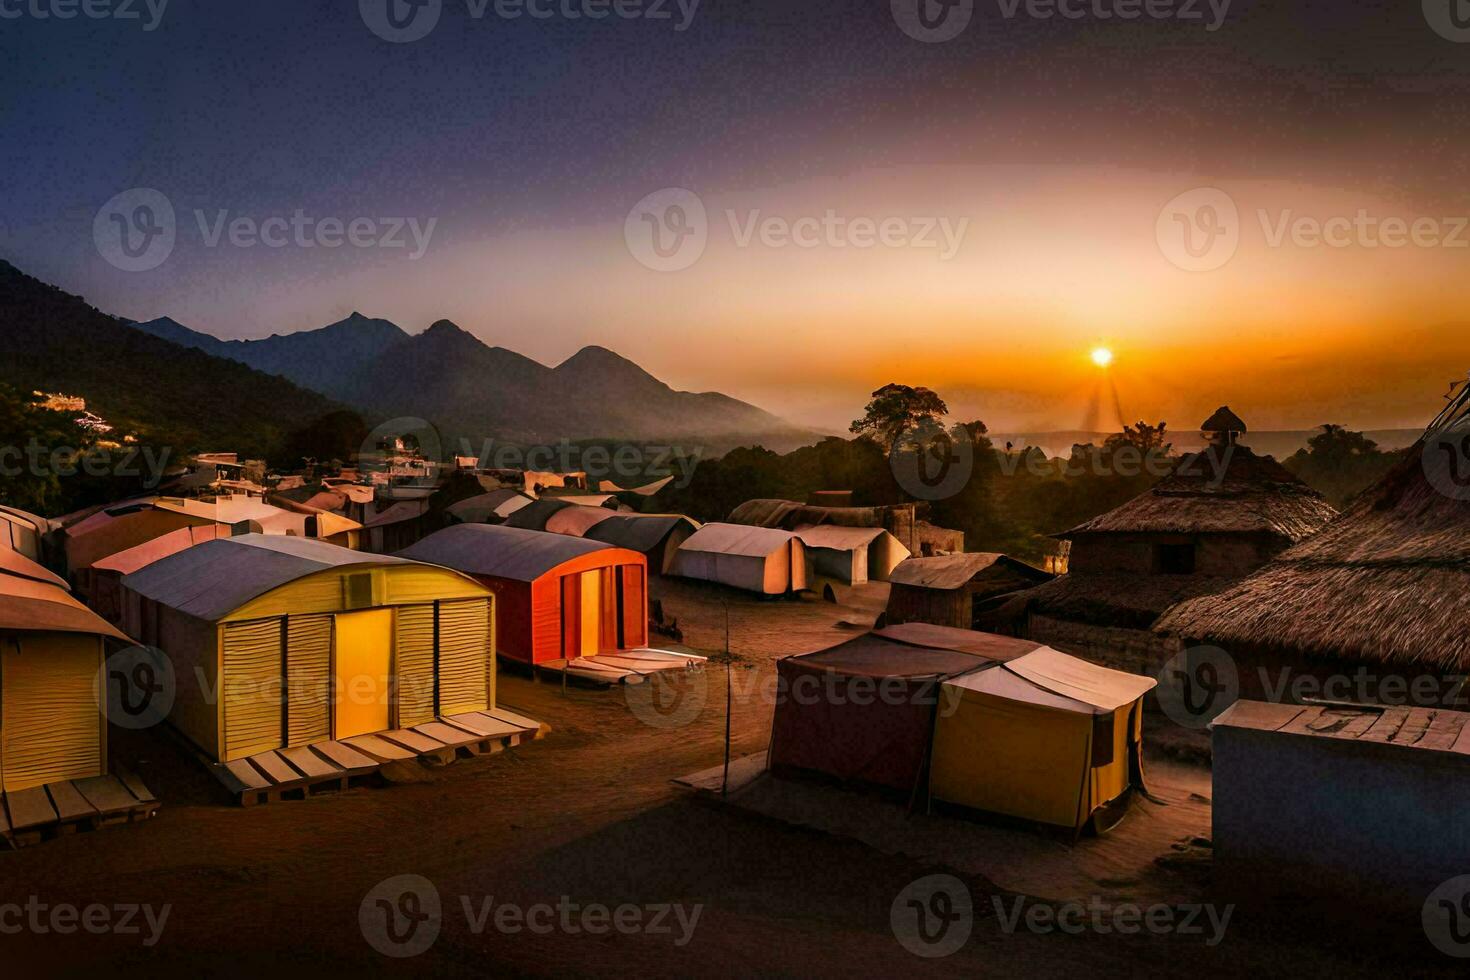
[1091,347,1114,368]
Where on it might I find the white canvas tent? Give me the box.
[792,524,909,585]
[670,523,807,594]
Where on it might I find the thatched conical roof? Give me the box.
[1201,406,1247,433]
[1158,391,1470,669]
[1056,445,1336,541]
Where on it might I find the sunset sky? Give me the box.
[4,0,1469,434]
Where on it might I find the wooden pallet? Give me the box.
[532,647,707,687]
[0,771,160,848]
[207,708,544,805]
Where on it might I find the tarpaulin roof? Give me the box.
[361,499,428,528]
[874,622,1042,661]
[0,548,68,589]
[791,524,887,550]
[398,524,615,582]
[887,553,1048,591]
[792,632,992,679]
[0,503,48,534]
[93,524,225,575]
[503,498,573,530]
[678,522,794,559]
[447,489,534,523]
[545,504,619,537]
[0,574,129,640]
[584,515,698,553]
[123,533,411,622]
[944,646,1157,714]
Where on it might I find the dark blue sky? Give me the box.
[3,1,1468,429]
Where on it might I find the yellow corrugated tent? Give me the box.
[119,534,495,763]
[0,558,130,793]
[929,647,1156,832]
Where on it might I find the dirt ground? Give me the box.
[0,577,1459,976]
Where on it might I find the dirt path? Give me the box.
[0,579,1457,975]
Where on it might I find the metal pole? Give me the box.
[722,602,731,798]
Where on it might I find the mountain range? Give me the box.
[0,261,343,460]
[132,312,817,452]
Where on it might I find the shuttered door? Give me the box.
[221,620,284,761]
[437,599,491,715]
[285,614,332,747]
[395,604,436,727]
[1,635,102,792]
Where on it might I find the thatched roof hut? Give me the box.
[1055,445,1336,543]
[1157,407,1470,671]
[1022,441,1337,628]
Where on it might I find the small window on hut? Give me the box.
[1152,543,1196,576]
[343,571,376,609]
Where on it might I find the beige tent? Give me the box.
[930,646,1156,831]
[0,505,48,562]
[670,523,807,594]
[793,524,909,585]
[0,570,129,792]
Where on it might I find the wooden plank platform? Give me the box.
[1,773,160,847]
[7,787,58,831]
[532,647,705,687]
[344,734,417,762]
[200,707,547,805]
